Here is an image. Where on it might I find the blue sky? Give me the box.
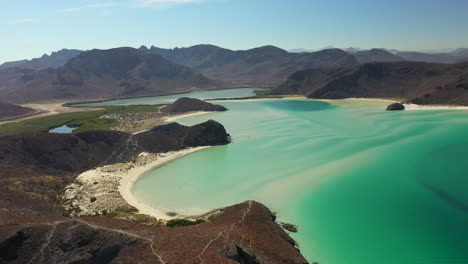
[1,0,468,63]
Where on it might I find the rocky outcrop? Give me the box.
[0,201,308,264]
[270,61,468,105]
[386,103,405,111]
[161,97,227,113]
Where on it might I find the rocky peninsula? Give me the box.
[0,120,308,263]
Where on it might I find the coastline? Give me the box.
[119,146,211,220]
[163,111,213,123]
[321,97,468,111]
[62,146,211,220]
[59,95,468,222]
[210,95,468,110]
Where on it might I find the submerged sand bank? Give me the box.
[163,111,213,123]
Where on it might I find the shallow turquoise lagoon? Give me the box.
[133,98,468,264]
[75,88,261,107]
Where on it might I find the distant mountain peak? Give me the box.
[0,48,83,70]
[354,49,405,63]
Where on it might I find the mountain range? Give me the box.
[139,44,358,85]
[2,45,468,104]
[0,48,217,103]
[270,61,468,105]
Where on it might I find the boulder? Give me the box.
[386,102,405,111]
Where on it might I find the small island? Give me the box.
[161,97,228,113]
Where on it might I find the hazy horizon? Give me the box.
[2,0,468,63]
[2,44,468,65]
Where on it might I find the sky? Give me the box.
[1,0,468,63]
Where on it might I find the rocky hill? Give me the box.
[270,61,468,105]
[0,48,219,103]
[141,44,359,85]
[161,97,227,113]
[0,102,36,121]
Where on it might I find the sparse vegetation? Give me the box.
[0,105,159,134]
[207,214,217,222]
[115,206,138,214]
[166,218,205,227]
[90,196,97,203]
[207,89,283,101]
[69,206,82,213]
[105,212,118,218]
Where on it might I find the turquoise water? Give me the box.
[49,125,75,133]
[133,98,468,264]
[75,88,262,107]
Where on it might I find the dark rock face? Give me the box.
[139,119,231,151]
[161,97,227,113]
[280,222,299,233]
[386,103,405,111]
[270,61,468,105]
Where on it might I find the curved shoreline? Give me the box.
[62,96,468,221]
[63,146,213,220]
[118,146,211,220]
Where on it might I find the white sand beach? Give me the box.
[119,147,210,220]
[164,111,212,123]
[338,98,468,110]
[63,146,210,220]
